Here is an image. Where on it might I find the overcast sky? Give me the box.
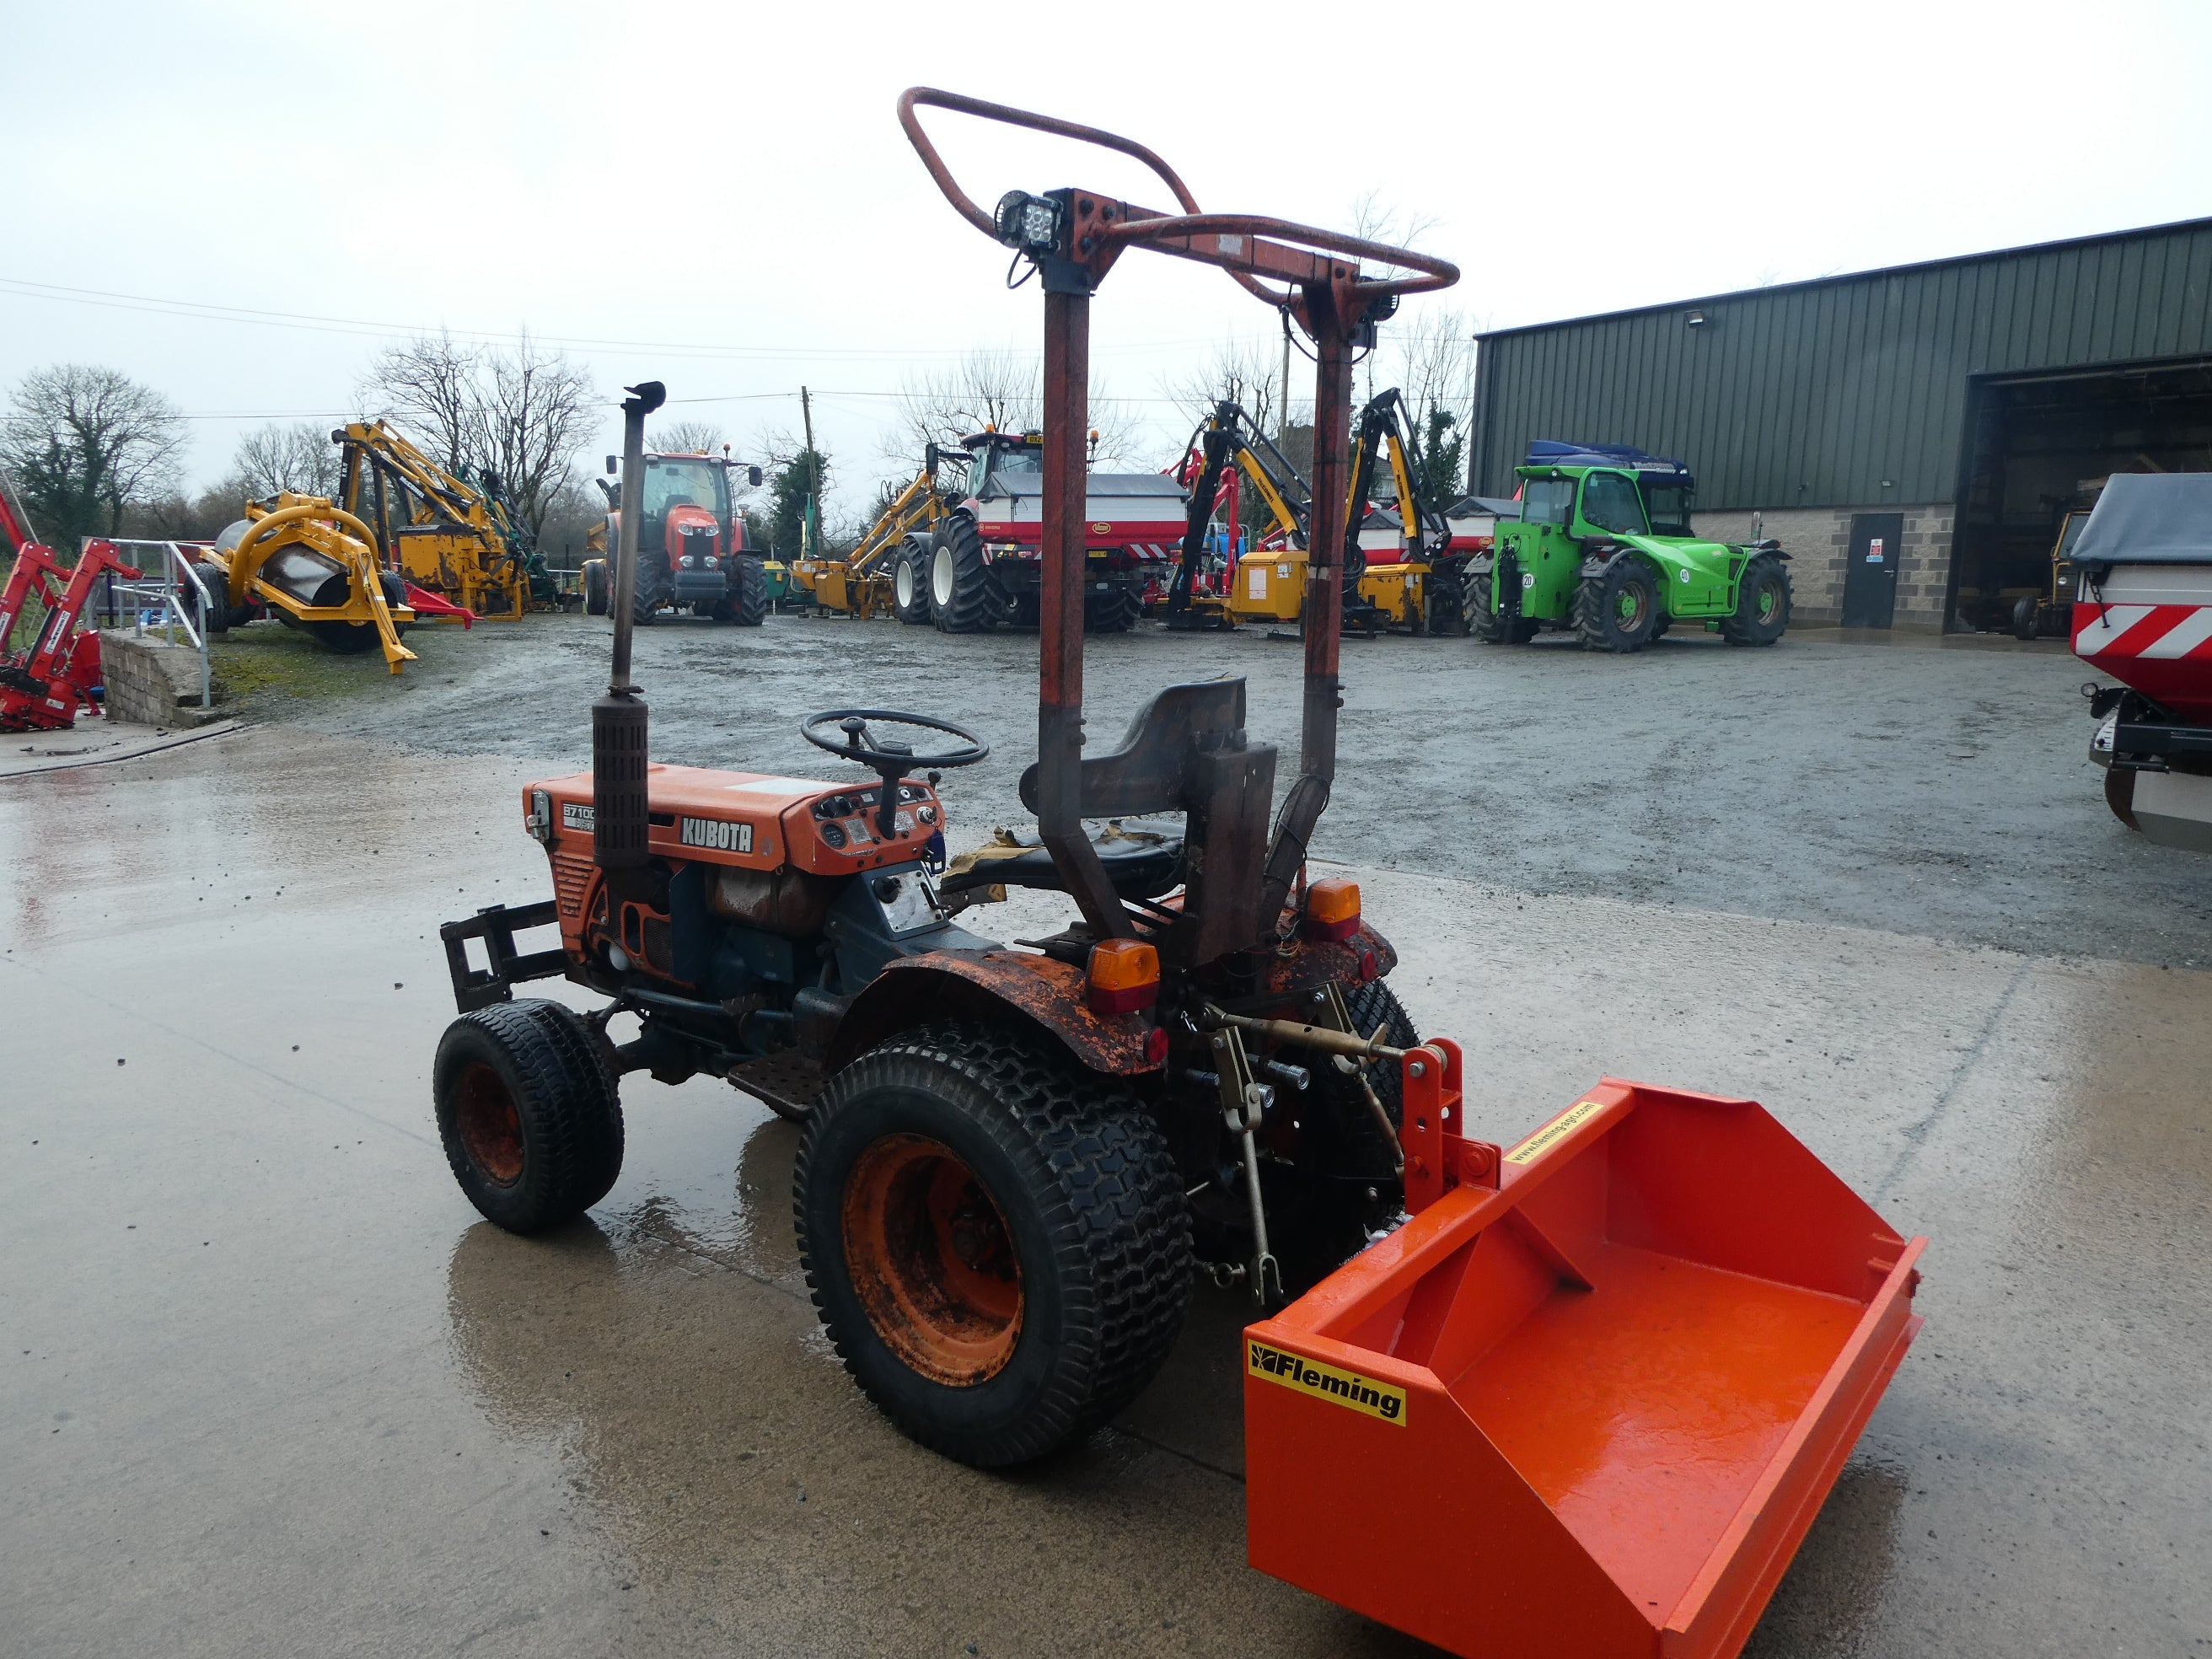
[7,0,2209,523]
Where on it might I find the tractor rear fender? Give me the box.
[830,951,1157,1076]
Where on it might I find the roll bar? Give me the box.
[897,87,1459,948]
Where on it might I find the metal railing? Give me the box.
[90,540,216,713]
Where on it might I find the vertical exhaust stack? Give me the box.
[594,381,665,902]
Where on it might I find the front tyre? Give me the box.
[710,556,768,626]
[582,558,609,615]
[1574,556,1662,653]
[1721,552,1792,647]
[432,999,625,1233]
[795,1023,1189,1467]
[892,534,933,625]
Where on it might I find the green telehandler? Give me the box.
[1470,440,1791,652]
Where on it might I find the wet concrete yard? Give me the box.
[5,614,2209,1656]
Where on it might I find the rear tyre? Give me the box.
[892,535,934,625]
[2105,766,2142,832]
[433,999,625,1233]
[929,514,1000,634]
[582,558,609,616]
[2011,595,2041,642]
[1575,556,1662,653]
[188,564,228,635]
[795,1021,1190,1468]
[1291,979,1417,1286]
[1721,553,1791,647]
[710,556,768,626]
[1082,581,1141,633]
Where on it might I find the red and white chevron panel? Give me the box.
[2073,602,2212,662]
[2075,599,2212,723]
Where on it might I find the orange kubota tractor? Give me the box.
[428,92,1926,1659]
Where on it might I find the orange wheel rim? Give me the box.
[842,1134,1023,1386]
[455,1061,525,1186]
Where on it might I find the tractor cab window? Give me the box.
[642,459,727,521]
[1642,481,1694,537]
[1580,470,1649,535]
[974,440,1044,497]
[1521,477,1575,526]
[2057,511,2091,561]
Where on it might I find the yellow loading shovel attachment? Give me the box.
[1245,1046,1925,1659]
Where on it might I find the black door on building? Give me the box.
[1842,513,1903,627]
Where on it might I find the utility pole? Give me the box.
[799,385,819,561]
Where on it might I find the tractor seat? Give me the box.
[940,821,1184,900]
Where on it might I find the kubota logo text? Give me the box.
[679,816,753,853]
[1247,1340,1405,1425]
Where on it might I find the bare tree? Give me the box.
[889,346,1137,470]
[0,364,185,549]
[227,420,340,501]
[648,419,727,455]
[892,347,1039,458]
[476,332,597,541]
[357,331,481,475]
[1157,334,1310,448]
[357,330,596,540]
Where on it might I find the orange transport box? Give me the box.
[1244,1051,1925,1659]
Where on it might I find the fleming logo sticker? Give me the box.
[1248,1340,1406,1426]
[1506,1098,1607,1166]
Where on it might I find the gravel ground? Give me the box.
[234,607,2212,966]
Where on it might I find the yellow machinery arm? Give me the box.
[794,447,953,618]
[215,495,417,673]
[335,420,531,620]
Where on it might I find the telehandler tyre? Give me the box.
[582,559,609,616]
[1575,556,1662,653]
[1470,571,1537,644]
[930,515,1001,634]
[892,536,934,625]
[795,1022,1190,1467]
[711,556,769,626]
[1721,552,1792,647]
[433,998,625,1233]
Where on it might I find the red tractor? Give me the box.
[582,448,768,625]
[889,427,1184,633]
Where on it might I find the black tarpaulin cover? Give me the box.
[2072,473,2212,573]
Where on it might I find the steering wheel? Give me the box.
[801,708,990,839]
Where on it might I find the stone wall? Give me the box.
[1692,503,1954,630]
[95,631,225,727]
